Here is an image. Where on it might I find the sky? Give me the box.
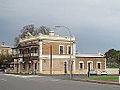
[0,0,120,54]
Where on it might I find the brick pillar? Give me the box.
[26,62,29,74]
[39,41,43,73]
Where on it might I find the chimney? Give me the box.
[49,31,55,36]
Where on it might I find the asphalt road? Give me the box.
[0,74,119,90]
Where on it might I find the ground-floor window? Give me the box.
[79,61,84,69]
[97,62,101,69]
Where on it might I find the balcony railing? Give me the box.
[31,53,39,56]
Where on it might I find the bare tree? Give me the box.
[14,24,51,46]
[14,37,19,47]
[36,26,50,35]
[20,24,35,38]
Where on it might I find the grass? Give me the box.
[82,77,119,81]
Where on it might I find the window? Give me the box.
[68,46,71,54]
[79,63,83,69]
[34,47,37,53]
[31,47,38,53]
[19,49,23,54]
[97,62,101,69]
[98,63,100,69]
[27,48,29,53]
[59,45,64,54]
[79,61,84,69]
[67,45,73,54]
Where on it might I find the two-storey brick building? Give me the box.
[12,31,105,74]
[12,31,76,74]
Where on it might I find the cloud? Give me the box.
[0,0,120,53]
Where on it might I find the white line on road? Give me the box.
[3,74,45,78]
[50,79,61,82]
[0,78,7,81]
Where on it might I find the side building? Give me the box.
[0,45,12,70]
[75,54,106,74]
[0,45,12,55]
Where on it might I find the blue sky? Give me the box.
[0,0,120,53]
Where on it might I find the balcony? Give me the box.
[31,53,39,56]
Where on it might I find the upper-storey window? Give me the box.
[67,45,72,54]
[59,45,64,54]
[19,49,23,54]
[31,47,38,53]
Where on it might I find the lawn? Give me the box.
[82,77,119,81]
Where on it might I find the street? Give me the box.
[0,74,119,90]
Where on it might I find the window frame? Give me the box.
[67,45,72,54]
[79,61,84,69]
[59,45,64,54]
[96,62,101,69]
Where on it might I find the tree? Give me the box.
[105,49,120,68]
[36,26,50,35]
[20,24,35,38]
[0,54,12,68]
[14,24,51,46]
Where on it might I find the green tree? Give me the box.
[0,54,12,68]
[105,49,120,68]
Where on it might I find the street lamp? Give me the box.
[55,26,73,79]
[118,53,120,84]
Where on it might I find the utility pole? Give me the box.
[55,26,73,79]
[118,53,120,84]
[88,63,91,78]
[50,45,52,75]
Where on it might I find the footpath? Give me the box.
[72,78,120,86]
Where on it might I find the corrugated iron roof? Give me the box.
[76,53,104,58]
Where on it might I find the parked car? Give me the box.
[101,70,107,75]
[89,70,97,75]
[0,68,4,72]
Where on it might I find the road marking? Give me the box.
[0,78,7,81]
[3,74,45,78]
[51,79,60,82]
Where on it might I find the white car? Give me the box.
[89,70,97,75]
[101,70,107,75]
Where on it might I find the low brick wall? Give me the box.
[105,68,119,75]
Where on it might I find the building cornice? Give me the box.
[19,34,75,43]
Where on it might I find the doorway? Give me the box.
[64,61,67,74]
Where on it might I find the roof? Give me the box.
[0,45,11,48]
[16,43,39,48]
[76,53,104,58]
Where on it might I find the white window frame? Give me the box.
[59,45,64,54]
[67,45,72,54]
[96,62,101,69]
[79,61,84,69]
